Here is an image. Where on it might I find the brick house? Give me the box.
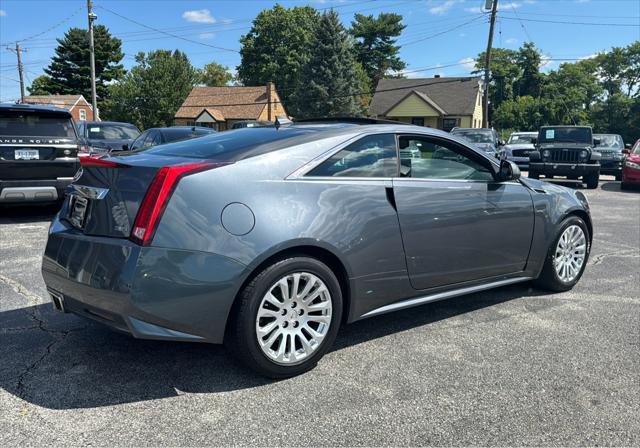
[174,83,286,131]
[23,94,95,122]
[369,76,484,131]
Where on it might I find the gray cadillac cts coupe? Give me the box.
[42,120,592,377]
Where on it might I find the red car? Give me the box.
[622,139,640,190]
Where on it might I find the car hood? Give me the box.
[538,142,593,150]
[87,138,134,151]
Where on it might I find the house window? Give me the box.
[79,109,87,121]
[411,117,424,126]
[442,118,458,131]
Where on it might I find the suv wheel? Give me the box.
[227,257,342,378]
[534,216,590,292]
[584,172,599,189]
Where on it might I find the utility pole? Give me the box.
[87,0,98,120]
[482,0,498,128]
[7,43,26,103]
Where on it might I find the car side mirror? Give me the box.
[622,148,630,155]
[498,159,520,182]
[531,137,538,145]
[121,144,129,151]
[499,140,506,146]
[593,138,601,146]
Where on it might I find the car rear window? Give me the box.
[0,112,76,137]
[539,127,592,144]
[594,134,623,149]
[86,124,139,140]
[145,126,352,161]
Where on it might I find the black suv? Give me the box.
[528,125,601,189]
[0,104,80,204]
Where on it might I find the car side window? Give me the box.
[398,136,494,181]
[151,131,163,146]
[307,134,398,177]
[130,130,148,150]
[141,130,158,149]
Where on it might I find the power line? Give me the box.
[0,6,84,46]
[499,16,640,27]
[401,15,487,46]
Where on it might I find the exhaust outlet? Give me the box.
[49,290,66,313]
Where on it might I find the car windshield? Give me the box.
[452,130,495,144]
[86,124,139,140]
[508,134,536,144]
[633,140,640,154]
[594,134,623,150]
[0,112,76,137]
[539,127,592,144]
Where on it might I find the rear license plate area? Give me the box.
[68,195,89,229]
[15,149,39,160]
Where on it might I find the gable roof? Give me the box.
[23,94,91,110]
[175,86,273,120]
[370,77,481,117]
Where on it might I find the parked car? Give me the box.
[528,125,601,189]
[621,138,640,190]
[502,131,537,170]
[42,123,592,378]
[0,103,80,204]
[77,121,140,154]
[450,127,503,156]
[126,126,217,151]
[593,134,625,180]
[231,120,275,129]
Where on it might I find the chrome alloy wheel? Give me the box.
[553,224,587,283]
[255,272,333,365]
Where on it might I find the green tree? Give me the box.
[473,48,520,115]
[237,4,319,109]
[104,50,199,129]
[515,42,544,97]
[292,10,361,118]
[350,13,406,88]
[28,25,124,103]
[199,62,234,87]
[27,75,55,95]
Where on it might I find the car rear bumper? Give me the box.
[41,217,247,343]
[529,162,600,177]
[0,177,74,203]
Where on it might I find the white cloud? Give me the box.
[459,57,476,71]
[500,2,522,10]
[579,53,598,60]
[221,18,234,25]
[429,0,462,15]
[199,33,216,40]
[0,9,6,17]
[182,9,215,24]
[467,1,522,12]
[505,37,519,45]
[465,6,482,13]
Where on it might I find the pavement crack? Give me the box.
[590,249,639,266]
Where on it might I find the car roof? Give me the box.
[512,131,537,135]
[593,133,621,137]
[0,102,72,117]
[165,126,215,132]
[540,125,592,129]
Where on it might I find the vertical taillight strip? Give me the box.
[130,162,227,246]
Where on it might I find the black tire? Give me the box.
[529,170,540,180]
[615,174,622,182]
[584,172,599,189]
[621,182,629,190]
[226,256,343,378]
[533,215,591,292]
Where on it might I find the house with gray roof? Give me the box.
[369,76,484,131]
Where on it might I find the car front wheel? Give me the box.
[227,257,342,378]
[534,216,590,292]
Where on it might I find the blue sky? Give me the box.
[1,0,639,102]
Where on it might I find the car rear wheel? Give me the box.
[534,216,590,292]
[227,257,342,378]
[584,172,599,189]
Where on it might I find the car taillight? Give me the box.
[130,162,229,246]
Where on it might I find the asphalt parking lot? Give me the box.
[1,177,638,446]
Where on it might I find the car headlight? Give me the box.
[579,150,588,160]
[625,160,640,169]
[542,149,551,159]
